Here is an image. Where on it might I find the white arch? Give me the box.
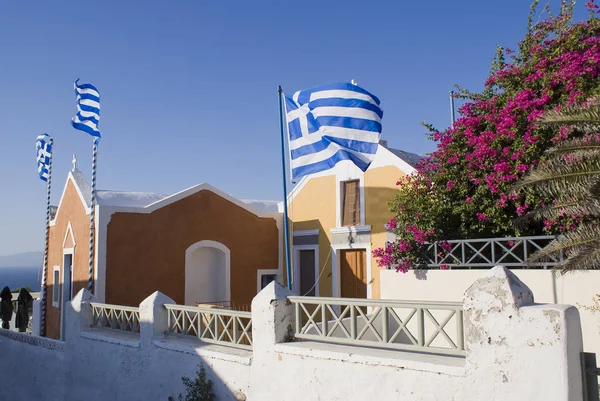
[184,240,231,306]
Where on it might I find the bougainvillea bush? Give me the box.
[375,0,600,272]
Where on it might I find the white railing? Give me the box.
[165,304,252,350]
[289,296,464,357]
[424,235,561,269]
[90,303,140,334]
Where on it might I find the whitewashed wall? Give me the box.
[0,329,65,400]
[1,269,586,401]
[380,268,600,358]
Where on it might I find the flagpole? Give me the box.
[39,136,53,337]
[450,90,456,127]
[278,86,293,290]
[88,137,99,293]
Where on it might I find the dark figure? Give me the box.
[0,286,13,330]
[15,288,33,332]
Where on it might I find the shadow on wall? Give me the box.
[45,279,92,339]
[363,186,401,235]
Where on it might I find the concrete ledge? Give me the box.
[154,335,253,365]
[274,341,465,376]
[0,328,65,352]
[80,329,140,348]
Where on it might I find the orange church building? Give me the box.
[44,166,281,340]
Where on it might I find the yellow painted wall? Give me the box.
[364,165,406,299]
[288,175,336,296]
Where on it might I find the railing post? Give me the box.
[321,303,328,337]
[233,316,238,344]
[461,242,466,267]
[197,311,203,339]
[456,309,464,351]
[295,302,301,335]
[434,242,438,264]
[350,305,357,340]
[215,313,219,341]
[417,308,425,347]
[381,306,389,343]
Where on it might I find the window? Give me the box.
[52,266,60,307]
[260,274,277,290]
[342,180,360,226]
[298,249,316,296]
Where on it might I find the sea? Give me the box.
[0,267,41,291]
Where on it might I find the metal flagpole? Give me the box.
[450,90,456,127]
[278,86,293,290]
[88,137,99,293]
[39,136,53,337]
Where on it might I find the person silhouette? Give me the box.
[0,286,14,330]
[16,288,33,332]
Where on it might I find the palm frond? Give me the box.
[590,180,600,201]
[514,158,600,198]
[513,199,600,228]
[556,240,600,272]
[546,137,600,156]
[538,103,600,130]
[528,223,600,263]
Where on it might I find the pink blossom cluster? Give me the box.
[374,7,600,272]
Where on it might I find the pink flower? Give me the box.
[385,218,398,230]
[507,241,515,247]
[516,203,529,216]
[440,264,450,270]
[439,241,453,252]
[477,213,489,221]
[466,197,473,203]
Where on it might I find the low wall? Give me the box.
[1,267,586,401]
[379,268,600,358]
[0,328,65,400]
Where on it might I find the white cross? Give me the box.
[37,144,51,162]
[72,154,77,171]
[286,91,315,139]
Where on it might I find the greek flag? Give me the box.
[36,134,52,182]
[284,82,383,181]
[72,79,101,137]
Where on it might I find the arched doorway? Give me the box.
[185,240,230,306]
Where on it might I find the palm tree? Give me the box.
[514,101,600,272]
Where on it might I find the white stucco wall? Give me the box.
[380,268,600,357]
[0,329,65,401]
[1,270,586,401]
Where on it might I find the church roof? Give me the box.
[96,191,169,208]
[386,148,423,168]
[62,170,280,214]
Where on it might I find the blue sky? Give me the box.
[0,1,589,256]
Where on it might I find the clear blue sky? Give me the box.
[0,1,589,256]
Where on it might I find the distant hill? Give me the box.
[0,251,43,268]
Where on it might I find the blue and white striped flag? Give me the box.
[36,134,53,182]
[72,79,101,137]
[284,82,383,181]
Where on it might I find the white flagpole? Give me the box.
[87,137,99,292]
[39,136,53,337]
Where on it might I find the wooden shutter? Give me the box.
[342,180,360,226]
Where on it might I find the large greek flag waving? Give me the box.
[72,79,101,137]
[36,134,52,182]
[284,82,383,181]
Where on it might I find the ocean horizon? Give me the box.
[0,266,41,291]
